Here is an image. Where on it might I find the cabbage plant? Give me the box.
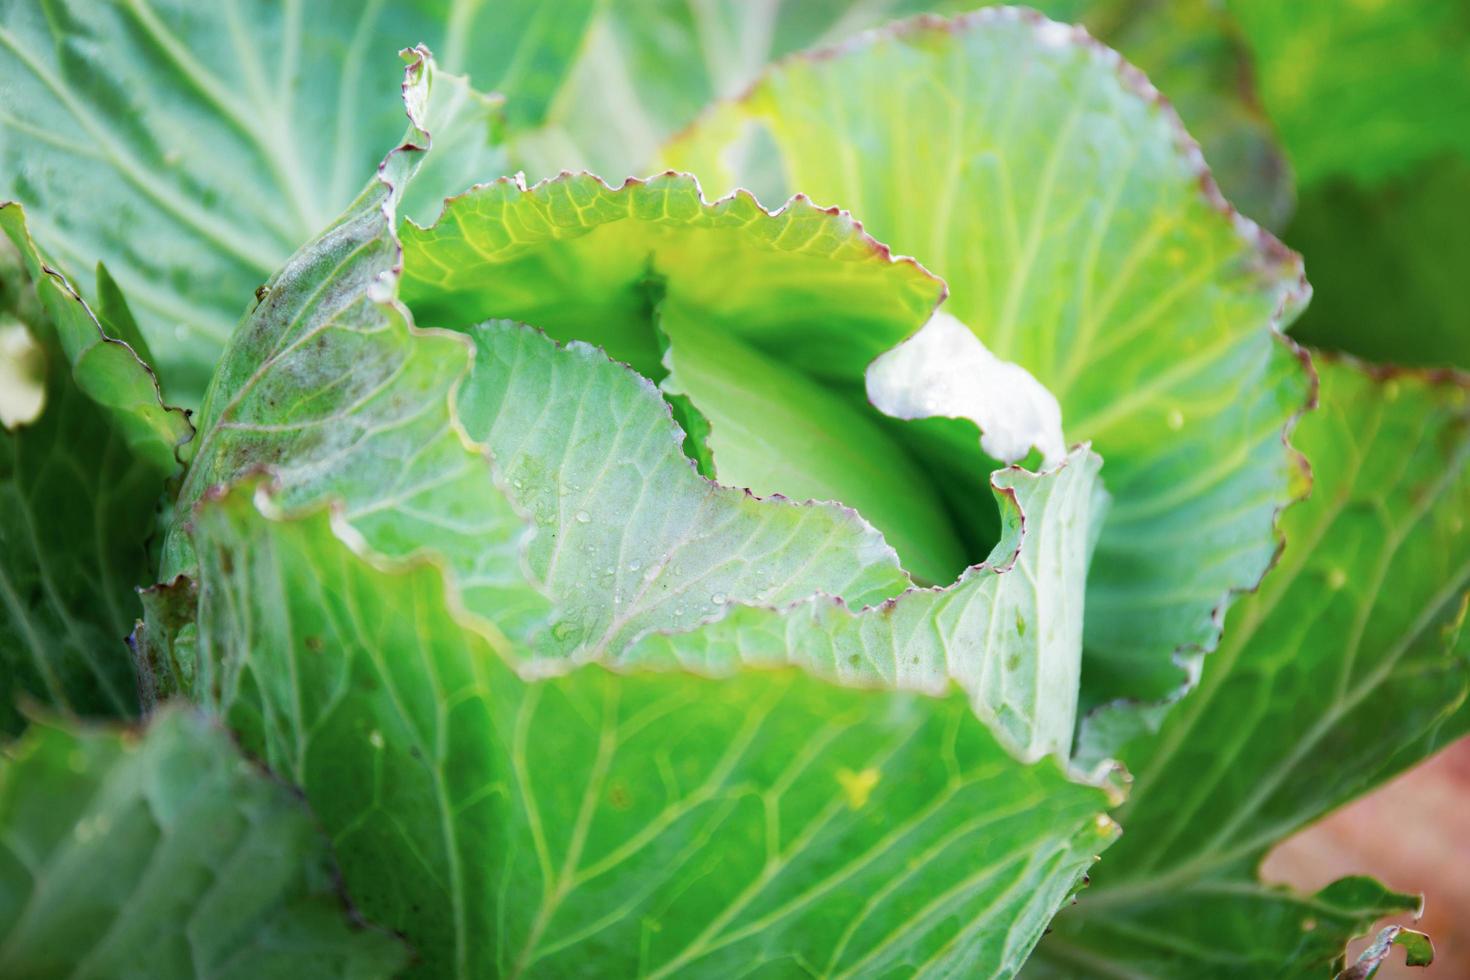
[0,3,1465,978]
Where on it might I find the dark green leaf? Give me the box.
[0,204,190,731]
[0,707,407,978]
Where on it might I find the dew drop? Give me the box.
[711,592,727,605]
[575,510,591,523]
[628,560,642,572]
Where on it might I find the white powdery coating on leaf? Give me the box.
[0,319,45,428]
[865,310,1067,467]
[1034,18,1078,50]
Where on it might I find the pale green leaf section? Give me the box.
[457,322,912,659]
[0,707,407,978]
[399,170,975,584]
[0,0,515,401]
[1031,359,1470,977]
[185,479,1119,979]
[666,6,1313,712]
[0,204,191,730]
[627,445,1104,762]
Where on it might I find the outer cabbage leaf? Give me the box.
[0,0,511,401]
[667,7,1313,717]
[0,203,190,730]
[0,707,406,978]
[1031,359,1470,977]
[183,478,1120,979]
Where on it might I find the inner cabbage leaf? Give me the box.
[666,7,1314,723]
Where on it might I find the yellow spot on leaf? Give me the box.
[836,767,881,809]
